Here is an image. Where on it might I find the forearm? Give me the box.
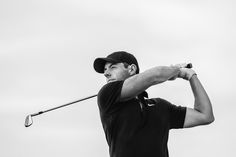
[190,75,214,122]
[151,66,180,84]
[120,66,180,100]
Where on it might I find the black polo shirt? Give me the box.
[97,81,186,157]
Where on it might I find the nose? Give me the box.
[104,69,111,78]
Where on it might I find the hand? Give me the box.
[178,68,196,80]
[168,63,191,81]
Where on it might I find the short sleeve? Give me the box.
[97,81,124,115]
[168,102,186,129]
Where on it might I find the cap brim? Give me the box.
[93,57,119,73]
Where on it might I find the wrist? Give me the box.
[189,73,197,80]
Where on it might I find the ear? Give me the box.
[128,64,137,75]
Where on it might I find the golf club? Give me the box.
[25,63,192,127]
[25,94,97,127]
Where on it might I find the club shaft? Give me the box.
[32,94,97,116]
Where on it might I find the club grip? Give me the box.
[186,63,192,69]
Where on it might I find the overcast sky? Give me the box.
[1,0,236,157]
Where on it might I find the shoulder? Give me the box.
[147,98,186,128]
[97,81,125,111]
[98,81,124,97]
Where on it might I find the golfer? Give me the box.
[93,51,214,157]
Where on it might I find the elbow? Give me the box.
[206,118,214,125]
[203,115,215,125]
[209,115,215,124]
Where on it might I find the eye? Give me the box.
[103,68,107,73]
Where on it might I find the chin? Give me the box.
[107,79,117,83]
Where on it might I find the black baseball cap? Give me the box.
[93,51,139,74]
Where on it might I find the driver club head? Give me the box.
[25,115,33,127]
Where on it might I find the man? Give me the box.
[93,51,214,157]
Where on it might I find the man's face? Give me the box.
[104,62,130,83]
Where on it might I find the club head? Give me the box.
[25,115,33,127]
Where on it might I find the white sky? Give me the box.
[1,0,236,157]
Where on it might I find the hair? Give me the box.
[123,62,129,68]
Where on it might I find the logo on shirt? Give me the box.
[147,103,156,107]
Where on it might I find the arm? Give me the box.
[120,66,180,101]
[180,69,215,128]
